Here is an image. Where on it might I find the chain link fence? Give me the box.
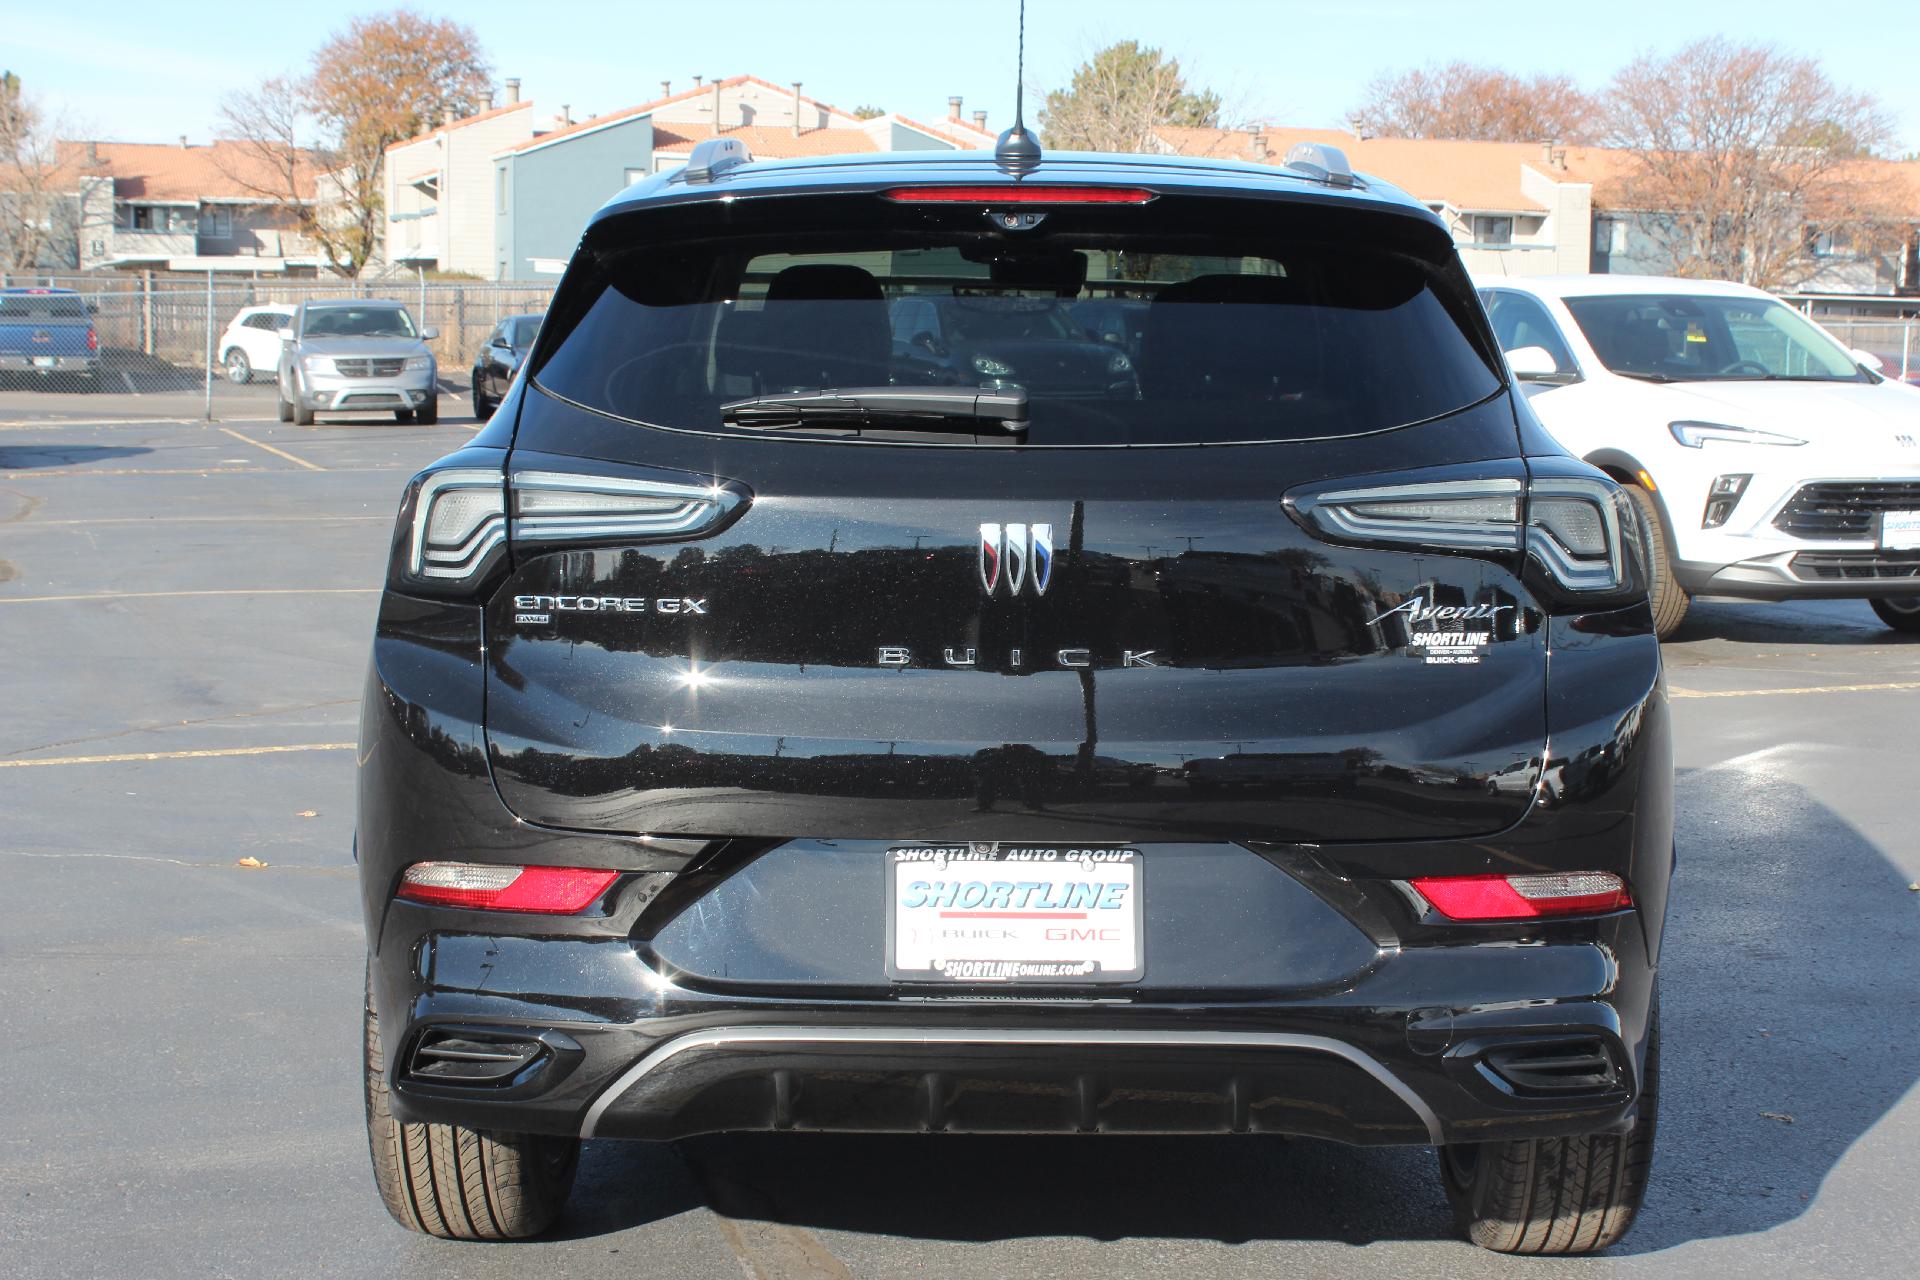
[0,270,552,410]
[1810,318,1920,386]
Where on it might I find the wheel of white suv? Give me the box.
[1439,1006,1657,1254]
[223,349,251,384]
[363,971,577,1239]
[1869,596,1920,633]
[1625,483,1688,639]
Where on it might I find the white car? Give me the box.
[218,304,296,384]
[1479,275,1920,636]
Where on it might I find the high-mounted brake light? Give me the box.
[1410,872,1631,921]
[883,185,1155,205]
[396,862,619,914]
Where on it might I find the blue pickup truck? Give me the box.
[0,287,101,389]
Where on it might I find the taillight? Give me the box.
[512,470,744,547]
[1285,465,1648,603]
[388,464,747,597]
[1409,872,1631,921]
[396,862,619,913]
[883,185,1155,204]
[86,327,99,352]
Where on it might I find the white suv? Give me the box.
[218,305,296,384]
[1480,275,1920,635]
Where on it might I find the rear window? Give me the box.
[0,293,87,319]
[533,194,1501,446]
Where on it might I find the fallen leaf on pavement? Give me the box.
[1760,1111,1794,1124]
[297,810,318,818]
[236,856,267,869]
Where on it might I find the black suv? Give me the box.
[358,138,1671,1254]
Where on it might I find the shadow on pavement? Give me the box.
[537,773,1916,1256]
[1671,598,1916,645]
[0,443,152,470]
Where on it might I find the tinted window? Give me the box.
[535,201,1501,446]
[302,306,417,339]
[509,317,542,347]
[1563,294,1863,382]
[1484,290,1577,375]
[0,293,86,319]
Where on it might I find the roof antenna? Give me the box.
[994,0,1041,176]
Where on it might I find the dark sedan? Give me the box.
[470,313,542,419]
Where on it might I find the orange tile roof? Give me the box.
[894,115,993,149]
[384,100,534,153]
[50,139,322,202]
[497,75,878,158]
[1159,125,1572,212]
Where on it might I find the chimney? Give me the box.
[1251,126,1268,162]
[792,82,803,136]
[505,78,521,104]
[560,104,572,126]
[711,78,722,131]
[972,110,987,131]
[1553,146,1568,172]
[479,90,494,112]
[693,75,704,88]
[661,80,671,99]
[178,134,189,149]
[86,139,98,163]
[948,95,963,121]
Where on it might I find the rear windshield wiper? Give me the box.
[721,386,1028,436]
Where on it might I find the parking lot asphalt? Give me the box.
[3,389,1918,1279]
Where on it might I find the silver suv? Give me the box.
[275,299,440,425]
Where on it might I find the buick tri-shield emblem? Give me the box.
[979,522,1053,595]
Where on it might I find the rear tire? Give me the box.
[1869,597,1920,633]
[1625,483,1688,639]
[1439,1008,1657,1254]
[224,349,251,384]
[472,386,494,421]
[363,971,577,1239]
[417,394,439,425]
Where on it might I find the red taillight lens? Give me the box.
[396,862,619,914]
[86,328,99,352]
[1409,872,1631,921]
[883,185,1155,204]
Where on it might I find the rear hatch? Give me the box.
[480,178,1548,844]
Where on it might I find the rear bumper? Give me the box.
[375,929,1650,1147]
[0,355,97,373]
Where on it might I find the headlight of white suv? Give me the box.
[1668,420,1805,448]
[404,355,433,372]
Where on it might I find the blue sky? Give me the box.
[11,0,1920,154]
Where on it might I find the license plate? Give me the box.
[32,356,56,369]
[1883,510,1920,551]
[887,845,1143,983]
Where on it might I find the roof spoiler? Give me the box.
[680,137,753,184]
[1282,142,1357,190]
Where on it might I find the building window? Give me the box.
[1470,215,1514,246]
[129,205,174,231]
[203,206,232,238]
[624,167,648,187]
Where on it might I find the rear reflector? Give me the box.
[883,185,1155,204]
[1410,872,1630,921]
[396,862,618,914]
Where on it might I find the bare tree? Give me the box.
[1350,62,1599,144]
[217,10,491,278]
[1601,38,1898,288]
[1041,41,1222,153]
[215,77,365,276]
[0,72,76,271]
